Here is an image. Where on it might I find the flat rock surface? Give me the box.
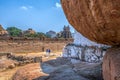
[42,65,89,80]
[40,57,102,80]
[73,62,103,80]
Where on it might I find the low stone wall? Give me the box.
[0,52,12,57]
[0,38,73,53]
[0,54,42,71]
[7,54,42,65]
[62,43,109,63]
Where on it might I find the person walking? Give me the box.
[46,49,51,57]
[48,49,51,56]
[46,49,49,57]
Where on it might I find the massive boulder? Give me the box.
[103,47,120,80]
[61,0,120,46]
[61,0,120,80]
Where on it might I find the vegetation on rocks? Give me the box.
[6,27,22,37]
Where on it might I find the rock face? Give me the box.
[62,44,106,63]
[73,31,103,46]
[0,24,8,36]
[103,47,120,80]
[61,0,120,46]
[61,0,120,80]
[23,28,36,36]
[62,31,108,63]
[43,65,89,80]
[73,62,103,80]
[40,57,102,80]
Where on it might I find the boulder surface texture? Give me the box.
[61,0,120,80]
[61,0,120,46]
[103,47,120,80]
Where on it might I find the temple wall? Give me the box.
[0,38,73,53]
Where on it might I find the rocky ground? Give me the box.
[38,57,103,80]
[12,63,48,80]
[0,52,103,80]
[0,52,61,80]
[12,57,103,80]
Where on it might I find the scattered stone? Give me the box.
[8,63,15,69]
[0,58,17,71]
[34,57,42,63]
[8,54,42,66]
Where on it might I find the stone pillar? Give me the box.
[103,47,120,80]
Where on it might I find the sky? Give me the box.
[0,0,74,33]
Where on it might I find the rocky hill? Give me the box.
[0,25,8,36]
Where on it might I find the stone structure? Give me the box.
[46,30,57,38]
[7,54,42,65]
[23,28,36,35]
[0,24,8,36]
[62,31,107,63]
[0,38,73,53]
[62,44,105,63]
[62,25,72,38]
[61,0,120,80]
[57,25,72,38]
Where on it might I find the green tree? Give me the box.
[24,32,48,38]
[6,27,22,37]
[36,32,46,38]
[24,33,37,37]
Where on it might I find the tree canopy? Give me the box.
[6,27,22,37]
